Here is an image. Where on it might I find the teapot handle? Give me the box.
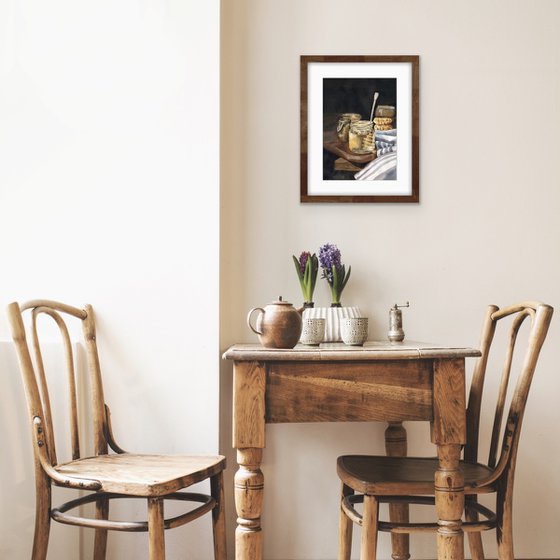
[247,307,265,335]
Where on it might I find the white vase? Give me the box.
[302,306,362,342]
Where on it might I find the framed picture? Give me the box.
[300,55,419,203]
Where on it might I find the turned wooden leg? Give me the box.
[234,448,264,560]
[31,472,51,560]
[432,358,467,560]
[338,483,353,560]
[385,422,410,560]
[360,495,379,560]
[93,495,109,560]
[211,472,228,560]
[435,444,464,560]
[148,497,165,560]
[465,496,484,560]
[232,361,266,560]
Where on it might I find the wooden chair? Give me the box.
[337,301,553,560]
[7,300,227,560]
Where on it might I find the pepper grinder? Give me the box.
[388,302,409,342]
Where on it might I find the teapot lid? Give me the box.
[271,296,293,306]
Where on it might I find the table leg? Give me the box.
[435,444,464,560]
[234,448,264,560]
[232,361,266,560]
[432,358,466,560]
[385,422,410,560]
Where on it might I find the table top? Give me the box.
[223,341,480,362]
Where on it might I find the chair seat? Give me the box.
[337,455,496,496]
[55,453,226,497]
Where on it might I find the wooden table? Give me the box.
[223,341,480,560]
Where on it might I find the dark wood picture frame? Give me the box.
[300,55,419,203]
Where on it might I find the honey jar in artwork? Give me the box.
[348,120,374,154]
[336,113,361,143]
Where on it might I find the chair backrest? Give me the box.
[464,302,553,480]
[7,300,109,469]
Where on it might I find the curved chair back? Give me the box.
[464,302,553,481]
[7,300,110,470]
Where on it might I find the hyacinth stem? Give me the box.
[330,266,341,304]
[293,253,318,303]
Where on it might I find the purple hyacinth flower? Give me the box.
[299,251,310,276]
[319,243,342,284]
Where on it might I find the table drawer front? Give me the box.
[265,360,433,423]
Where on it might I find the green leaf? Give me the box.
[341,265,352,291]
[303,260,312,300]
[331,264,338,288]
[303,258,311,284]
[293,255,307,299]
[293,255,304,281]
[309,254,318,294]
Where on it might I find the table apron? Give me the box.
[265,359,434,423]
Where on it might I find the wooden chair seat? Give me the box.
[56,453,226,496]
[337,455,495,496]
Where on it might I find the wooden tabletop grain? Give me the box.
[223,341,480,362]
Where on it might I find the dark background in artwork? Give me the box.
[322,78,397,180]
[323,78,397,124]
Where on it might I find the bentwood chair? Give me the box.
[337,301,553,560]
[7,300,227,560]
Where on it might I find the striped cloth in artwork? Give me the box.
[354,152,397,181]
[375,129,397,156]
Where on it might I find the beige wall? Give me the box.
[221,1,560,558]
[0,1,220,558]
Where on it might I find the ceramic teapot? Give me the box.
[247,296,302,349]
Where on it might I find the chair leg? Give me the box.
[93,495,110,560]
[148,497,166,560]
[465,496,484,560]
[31,475,51,560]
[210,472,227,560]
[360,495,379,560]
[388,502,410,560]
[338,484,353,560]
[496,486,514,560]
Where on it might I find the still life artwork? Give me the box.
[301,55,419,203]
